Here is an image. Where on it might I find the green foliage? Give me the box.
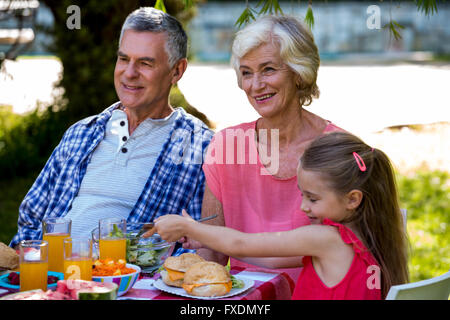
[397,170,450,282]
[304,4,315,30]
[256,0,284,15]
[0,105,67,179]
[397,171,449,223]
[233,0,439,38]
[183,0,195,9]
[415,0,439,16]
[0,175,36,245]
[384,20,405,41]
[155,0,167,12]
[235,5,257,28]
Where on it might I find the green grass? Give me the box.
[1,170,448,283]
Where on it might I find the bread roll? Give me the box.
[161,253,205,287]
[182,261,232,297]
[0,242,19,270]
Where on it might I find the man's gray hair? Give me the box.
[119,7,187,68]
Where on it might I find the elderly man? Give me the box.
[10,7,213,248]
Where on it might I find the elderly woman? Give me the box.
[188,15,343,283]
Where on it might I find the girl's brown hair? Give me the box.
[299,131,409,298]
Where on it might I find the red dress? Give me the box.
[291,219,382,300]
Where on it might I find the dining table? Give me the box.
[0,266,295,300]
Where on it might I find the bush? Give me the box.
[0,105,69,179]
[397,170,450,282]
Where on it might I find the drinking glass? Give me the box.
[91,227,100,261]
[19,240,48,292]
[42,217,71,273]
[63,238,93,281]
[98,218,126,261]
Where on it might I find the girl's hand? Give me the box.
[144,210,193,242]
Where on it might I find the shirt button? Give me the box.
[120,121,126,126]
[122,136,128,142]
[121,147,128,153]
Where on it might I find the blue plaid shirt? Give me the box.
[10,102,213,248]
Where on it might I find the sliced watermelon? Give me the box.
[56,279,118,300]
[0,289,71,300]
[1,279,117,300]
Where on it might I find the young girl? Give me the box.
[149,132,409,299]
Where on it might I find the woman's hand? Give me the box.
[178,236,204,250]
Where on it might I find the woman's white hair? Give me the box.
[231,15,320,106]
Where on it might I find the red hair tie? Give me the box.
[353,152,367,172]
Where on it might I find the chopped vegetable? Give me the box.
[92,259,136,277]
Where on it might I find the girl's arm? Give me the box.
[233,256,304,269]
[152,211,340,260]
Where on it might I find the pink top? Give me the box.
[291,219,382,300]
[202,120,342,283]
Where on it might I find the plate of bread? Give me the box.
[154,253,254,299]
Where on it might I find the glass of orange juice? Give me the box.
[98,218,126,261]
[63,238,92,281]
[19,240,48,292]
[42,217,71,273]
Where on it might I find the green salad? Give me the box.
[230,274,245,289]
[226,265,245,289]
[125,232,172,269]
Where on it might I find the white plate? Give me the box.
[153,277,254,300]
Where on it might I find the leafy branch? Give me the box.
[154,0,167,12]
[304,1,315,30]
[256,0,284,15]
[153,0,196,13]
[151,0,441,40]
[235,4,257,28]
[415,0,439,16]
[384,19,405,41]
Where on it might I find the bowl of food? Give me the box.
[0,271,63,290]
[92,259,141,297]
[126,223,176,274]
